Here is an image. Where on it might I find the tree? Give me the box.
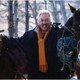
[8,1,14,37]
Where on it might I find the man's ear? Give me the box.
[68,3,76,13]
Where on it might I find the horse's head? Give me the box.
[68,4,80,41]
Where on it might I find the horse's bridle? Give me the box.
[57,21,77,71]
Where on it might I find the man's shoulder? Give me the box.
[25,29,35,35]
[51,23,61,31]
[52,23,61,28]
[22,29,36,39]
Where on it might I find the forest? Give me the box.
[0,0,80,37]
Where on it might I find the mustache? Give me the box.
[42,24,47,26]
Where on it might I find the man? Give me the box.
[0,10,71,79]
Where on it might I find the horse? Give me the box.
[0,40,27,79]
[66,4,80,79]
[57,4,80,78]
[68,5,80,79]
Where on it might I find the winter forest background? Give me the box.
[0,0,80,37]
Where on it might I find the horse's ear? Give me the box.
[68,3,76,13]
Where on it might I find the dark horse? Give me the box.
[57,4,80,78]
[0,39,27,79]
[68,4,80,79]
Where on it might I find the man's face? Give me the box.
[39,13,51,33]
